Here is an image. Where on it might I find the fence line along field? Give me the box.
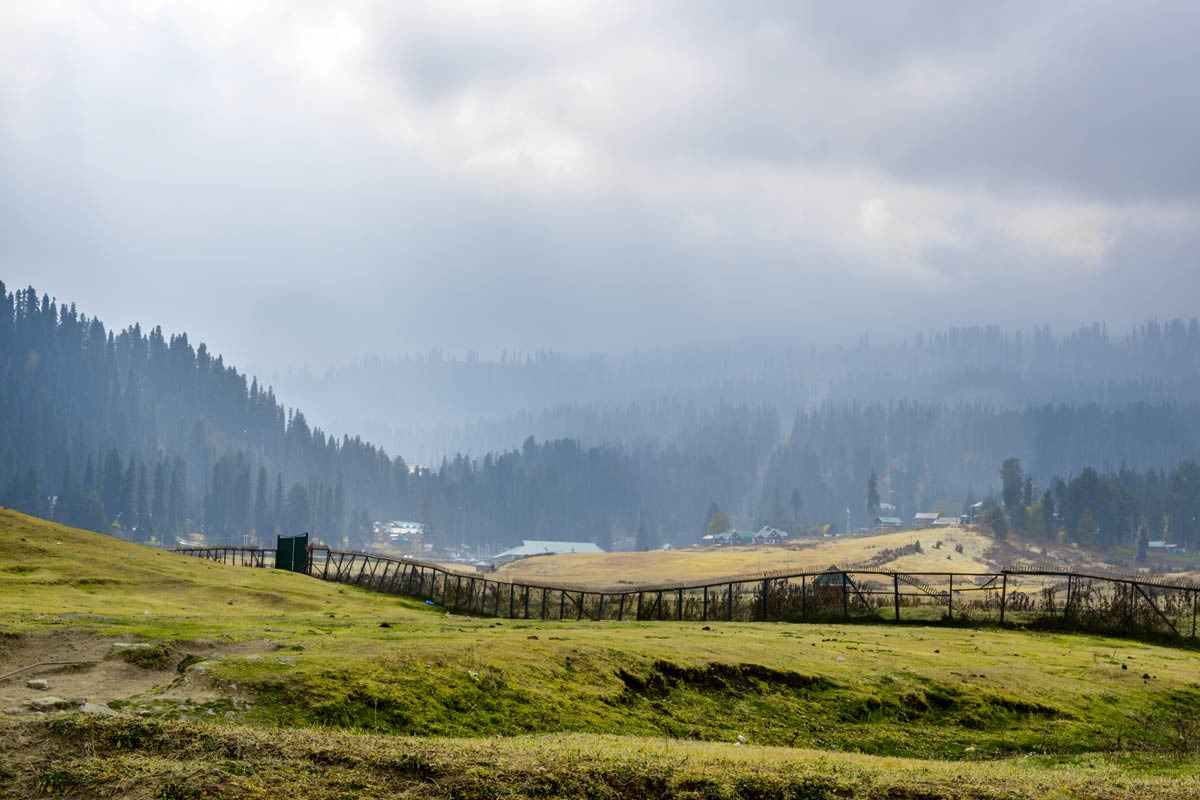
[4,508,1200,799]
[176,538,1200,645]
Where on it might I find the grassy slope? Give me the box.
[2,509,1199,799]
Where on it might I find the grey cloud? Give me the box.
[602,1,1200,201]
[0,1,1197,374]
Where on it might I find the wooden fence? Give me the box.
[173,545,1200,644]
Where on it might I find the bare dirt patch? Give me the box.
[0,631,275,718]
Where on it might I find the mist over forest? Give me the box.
[3,279,1199,556]
[266,320,1200,464]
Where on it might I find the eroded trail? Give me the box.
[0,631,275,719]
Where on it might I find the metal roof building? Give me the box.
[494,540,605,564]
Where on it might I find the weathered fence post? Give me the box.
[1064,575,1073,623]
[1128,581,1136,636]
[1192,588,1197,641]
[677,588,684,621]
[948,574,954,621]
[598,594,605,621]
[842,572,849,620]
[577,592,585,621]
[617,593,625,621]
[702,586,708,621]
[727,583,734,622]
[762,579,770,621]
[509,584,515,618]
[559,590,566,620]
[657,591,664,621]
[802,575,807,622]
[637,592,644,621]
[893,574,900,621]
[523,587,530,619]
[1000,573,1007,624]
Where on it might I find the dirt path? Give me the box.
[0,631,273,718]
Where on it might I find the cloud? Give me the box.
[0,1,1196,371]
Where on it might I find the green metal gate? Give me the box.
[275,533,309,573]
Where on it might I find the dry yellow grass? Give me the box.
[494,526,999,587]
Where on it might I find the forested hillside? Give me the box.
[1,279,1198,554]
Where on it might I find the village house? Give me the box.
[913,512,939,528]
[707,530,744,547]
[874,516,904,531]
[752,526,790,545]
[373,520,426,551]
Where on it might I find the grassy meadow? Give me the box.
[2,508,1199,799]
[487,525,1153,589]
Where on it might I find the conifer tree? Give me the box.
[135,464,149,540]
[151,457,167,537]
[866,471,880,517]
[254,465,270,543]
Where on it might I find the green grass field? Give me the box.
[2,508,1199,799]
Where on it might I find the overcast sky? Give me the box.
[2,1,1198,371]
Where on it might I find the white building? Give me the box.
[493,540,605,565]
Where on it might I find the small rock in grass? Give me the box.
[28,697,68,711]
[380,621,392,628]
[527,635,539,640]
[80,703,119,717]
[25,679,48,690]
